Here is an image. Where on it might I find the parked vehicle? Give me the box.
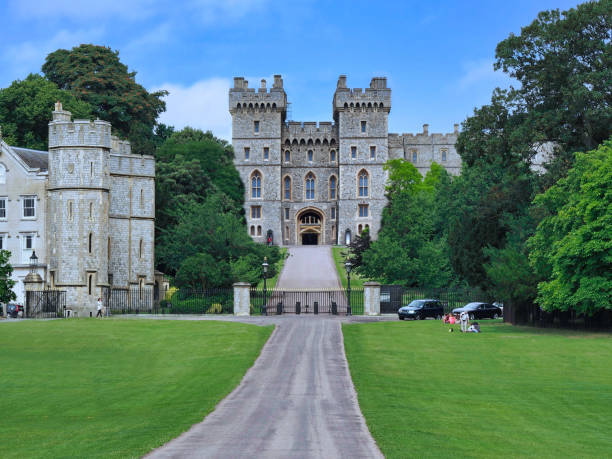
[6,303,24,318]
[398,299,444,320]
[452,302,502,320]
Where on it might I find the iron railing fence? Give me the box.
[164,288,233,314]
[25,290,66,318]
[249,288,365,315]
[103,286,155,314]
[380,285,493,314]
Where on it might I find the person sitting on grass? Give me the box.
[467,322,480,333]
[449,314,456,325]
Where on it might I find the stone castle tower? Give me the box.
[230,75,460,246]
[47,102,155,313]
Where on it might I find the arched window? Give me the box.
[305,173,315,200]
[284,176,292,200]
[0,163,6,184]
[358,224,363,234]
[251,171,262,198]
[88,233,93,253]
[257,225,262,236]
[330,150,336,162]
[285,150,291,162]
[250,225,255,236]
[329,176,337,200]
[358,170,369,197]
[308,150,313,162]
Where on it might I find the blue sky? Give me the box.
[1,0,582,141]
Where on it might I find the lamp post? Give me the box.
[29,250,38,274]
[262,257,269,315]
[345,260,352,316]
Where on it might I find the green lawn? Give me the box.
[255,247,288,289]
[343,320,612,458]
[332,246,369,289]
[0,319,272,458]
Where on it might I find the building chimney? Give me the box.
[260,79,266,89]
[273,75,283,89]
[454,123,459,135]
[337,75,347,89]
[423,124,429,136]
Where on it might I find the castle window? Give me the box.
[251,171,262,198]
[88,274,93,296]
[68,201,73,221]
[329,176,337,200]
[308,150,313,162]
[254,121,260,133]
[251,206,262,219]
[358,170,369,197]
[359,204,369,218]
[285,226,289,241]
[285,208,290,220]
[250,225,255,236]
[139,239,143,259]
[330,150,336,162]
[370,146,376,159]
[88,233,93,254]
[90,162,94,177]
[305,173,315,200]
[89,202,93,221]
[358,224,363,233]
[22,195,36,218]
[263,147,269,160]
[108,273,113,286]
[361,121,366,133]
[140,189,144,209]
[351,146,357,159]
[285,150,290,162]
[284,176,292,200]
[441,149,447,161]
[0,197,6,219]
[244,147,250,160]
[412,150,418,163]
[331,207,336,220]
[257,225,262,236]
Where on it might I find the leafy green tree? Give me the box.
[42,45,167,154]
[348,226,371,271]
[528,140,612,315]
[0,74,92,150]
[0,250,17,304]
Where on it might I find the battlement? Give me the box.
[111,136,132,155]
[333,75,391,115]
[48,102,111,149]
[391,123,460,144]
[283,121,336,137]
[229,75,287,113]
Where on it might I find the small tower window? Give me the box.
[284,208,290,220]
[88,274,93,295]
[351,146,357,159]
[329,176,337,200]
[331,207,336,220]
[305,173,315,200]
[284,176,292,201]
[441,149,447,161]
[361,121,366,133]
[88,233,93,253]
[370,146,376,159]
[412,150,418,163]
[263,147,269,160]
[285,150,290,162]
[140,189,144,209]
[250,225,255,236]
[139,239,143,259]
[108,237,111,261]
[358,170,369,197]
[251,171,262,198]
[244,147,250,160]
[89,202,93,221]
[257,225,262,236]
[359,204,369,217]
[68,201,73,221]
[330,150,336,162]
[254,121,260,133]
[308,150,313,162]
[90,162,93,177]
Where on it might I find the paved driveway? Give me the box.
[146,316,383,459]
[276,246,341,289]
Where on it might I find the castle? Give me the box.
[0,102,155,314]
[230,75,461,246]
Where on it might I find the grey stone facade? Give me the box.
[230,75,461,246]
[0,103,155,314]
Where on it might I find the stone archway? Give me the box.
[296,207,324,245]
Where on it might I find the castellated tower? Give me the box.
[333,76,391,244]
[229,76,287,244]
[47,102,111,312]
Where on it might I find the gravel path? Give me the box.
[276,246,342,289]
[145,316,383,459]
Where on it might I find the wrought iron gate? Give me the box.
[25,290,66,318]
[250,288,364,315]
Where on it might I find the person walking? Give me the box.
[96,298,103,318]
[460,310,469,333]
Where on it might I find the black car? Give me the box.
[6,303,24,318]
[452,302,502,320]
[398,299,444,320]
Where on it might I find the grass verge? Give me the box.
[332,246,369,289]
[0,319,272,458]
[343,320,612,458]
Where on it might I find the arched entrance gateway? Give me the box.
[296,208,324,245]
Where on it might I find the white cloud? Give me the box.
[458,59,514,90]
[153,78,232,141]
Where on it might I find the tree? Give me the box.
[42,45,167,154]
[528,140,612,315]
[0,250,17,304]
[348,226,371,271]
[0,74,92,150]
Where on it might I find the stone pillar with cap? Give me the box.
[233,282,251,316]
[363,282,381,316]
